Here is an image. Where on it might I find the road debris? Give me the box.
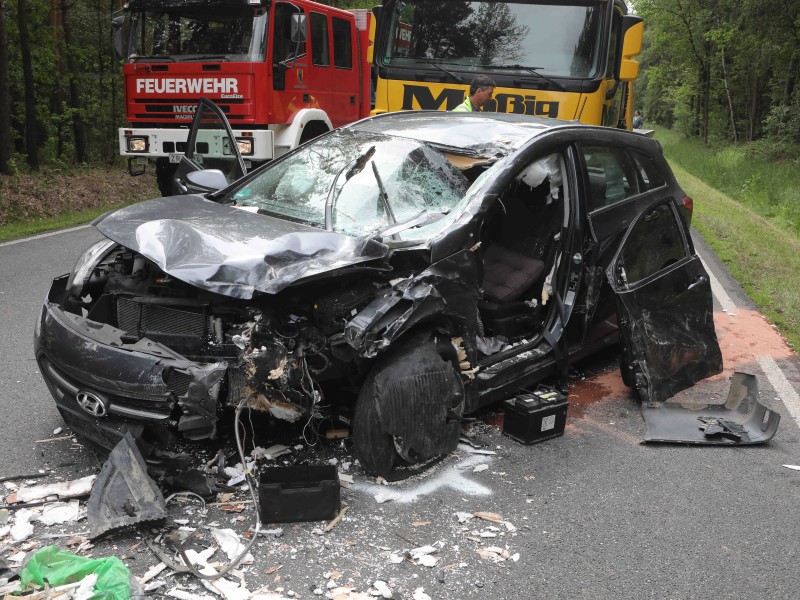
[86,433,167,539]
[324,505,349,533]
[37,500,81,526]
[5,475,95,504]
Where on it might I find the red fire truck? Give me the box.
[114,0,372,194]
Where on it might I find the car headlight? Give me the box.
[66,239,116,295]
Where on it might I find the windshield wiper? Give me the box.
[129,55,175,62]
[486,64,565,91]
[418,58,464,84]
[179,55,231,62]
[325,146,376,230]
[370,162,398,229]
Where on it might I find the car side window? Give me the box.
[311,12,329,67]
[582,145,639,211]
[630,150,666,191]
[618,202,689,285]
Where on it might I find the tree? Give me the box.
[17,0,40,169]
[0,0,11,174]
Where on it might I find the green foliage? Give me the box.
[657,127,800,236]
[4,0,123,169]
[637,0,800,145]
[672,160,800,350]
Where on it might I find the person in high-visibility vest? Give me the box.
[452,76,496,112]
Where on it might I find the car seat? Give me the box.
[479,244,545,340]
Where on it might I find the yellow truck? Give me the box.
[370,0,643,129]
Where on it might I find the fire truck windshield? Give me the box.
[383,0,606,79]
[126,7,268,63]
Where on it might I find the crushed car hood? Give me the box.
[94,195,390,299]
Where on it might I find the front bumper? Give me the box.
[34,275,227,452]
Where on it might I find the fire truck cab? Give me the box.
[115,0,372,194]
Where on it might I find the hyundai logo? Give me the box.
[76,391,107,417]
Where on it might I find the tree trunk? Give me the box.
[50,0,65,158]
[748,73,760,142]
[720,44,738,142]
[60,0,87,162]
[17,0,39,169]
[784,55,798,104]
[0,0,12,174]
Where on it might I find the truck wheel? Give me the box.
[353,339,464,477]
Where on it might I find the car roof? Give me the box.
[346,110,574,157]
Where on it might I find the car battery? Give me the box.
[502,386,569,444]
[258,465,340,523]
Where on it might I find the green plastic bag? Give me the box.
[18,545,134,599]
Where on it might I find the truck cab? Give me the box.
[115,0,371,194]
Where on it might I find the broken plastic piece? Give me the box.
[17,545,141,599]
[698,416,749,442]
[7,474,95,504]
[87,432,167,539]
[642,372,780,445]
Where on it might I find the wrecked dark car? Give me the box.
[34,100,723,476]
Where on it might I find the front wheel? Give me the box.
[352,338,465,477]
[353,368,400,477]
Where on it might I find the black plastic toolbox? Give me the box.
[258,465,340,523]
[502,386,569,444]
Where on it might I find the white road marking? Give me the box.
[699,255,737,316]
[0,224,92,248]
[701,253,800,429]
[756,355,800,426]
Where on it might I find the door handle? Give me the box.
[687,275,707,291]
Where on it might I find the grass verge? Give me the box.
[0,166,158,242]
[670,161,800,351]
[657,129,800,236]
[0,203,133,241]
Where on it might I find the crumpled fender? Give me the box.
[345,250,481,360]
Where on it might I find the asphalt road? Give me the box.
[1,225,799,599]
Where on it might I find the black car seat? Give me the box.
[479,244,545,340]
[482,244,545,303]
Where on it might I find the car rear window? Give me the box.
[630,150,666,191]
[582,145,639,210]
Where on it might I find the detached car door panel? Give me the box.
[607,199,722,403]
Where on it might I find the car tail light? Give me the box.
[682,195,694,217]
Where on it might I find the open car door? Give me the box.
[607,198,723,403]
[172,98,247,196]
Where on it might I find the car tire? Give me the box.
[353,366,400,477]
[353,340,464,477]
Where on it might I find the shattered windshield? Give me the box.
[126,6,268,62]
[230,130,470,238]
